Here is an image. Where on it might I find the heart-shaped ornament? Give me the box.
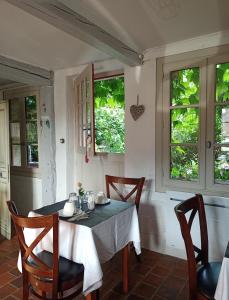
[130,104,145,121]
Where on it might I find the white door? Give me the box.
[0,101,11,239]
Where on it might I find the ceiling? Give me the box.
[0,1,109,70]
[0,78,17,86]
[0,0,229,70]
[60,0,229,51]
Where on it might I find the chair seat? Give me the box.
[30,250,84,282]
[197,262,221,299]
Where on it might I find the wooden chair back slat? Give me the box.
[7,201,59,299]
[105,175,145,211]
[174,194,209,300]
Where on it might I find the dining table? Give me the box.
[17,198,141,298]
[215,242,229,300]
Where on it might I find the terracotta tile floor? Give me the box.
[0,235,189,300]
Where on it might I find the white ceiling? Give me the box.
[0,1,109,70]
[0,78,16,86]
[1,0,229,71]
[61,0,229,51]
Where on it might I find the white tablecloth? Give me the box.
[215,257,229,300]
[18,204,141,295]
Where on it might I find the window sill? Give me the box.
[157,185,229,199]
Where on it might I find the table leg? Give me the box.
[122,244,129,294]
[85,289,99,300]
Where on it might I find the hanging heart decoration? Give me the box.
[130,95,145,121]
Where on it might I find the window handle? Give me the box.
[207,141,212,149]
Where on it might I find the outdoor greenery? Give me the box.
[170,64,229,183]
[94,77,125,153]
[25,95,39,165]
[170,68,200,181]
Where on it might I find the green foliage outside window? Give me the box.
[170,68,200,181]
[170,64,229,183]
[94,77,125,153]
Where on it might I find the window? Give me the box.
[156,49,229,195]
[74,65,125,158]
[9,91,39,174]
[94,74,125,154]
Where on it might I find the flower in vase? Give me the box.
[76,182,84,196]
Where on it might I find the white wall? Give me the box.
[54,30,229,261]
[124,29,229,260]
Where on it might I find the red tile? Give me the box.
[0,284,17,298]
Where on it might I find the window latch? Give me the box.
[207,141,212,149]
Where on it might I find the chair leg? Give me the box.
[22,272,29,300]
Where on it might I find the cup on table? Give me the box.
[69,192,77,202]
[63,201,75,217]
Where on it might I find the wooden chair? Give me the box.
[7,200,98,300]
[105,175,145,212]
[174,194,221,300]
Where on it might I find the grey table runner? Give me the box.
[34,199,133,228]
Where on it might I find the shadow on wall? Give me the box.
[138,179,162,250]
[11,175,42,216]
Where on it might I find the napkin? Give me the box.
[68,211,89,222]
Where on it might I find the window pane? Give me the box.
[26,121,38,143]
[94,77,125,153]
[170,146,198,181]
[171,67,200,106]
[216,63,229,102]
[11,145,21,166]
[171,108,199,143]
[10,122,20,143]
[27,144,38,166]
[10,99,20,121]
[214,146,229,183]
[215,105,229,143]
[25,96,37,120]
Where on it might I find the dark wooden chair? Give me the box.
[105,175,145,212]
[7,200,98,300]
[174,194,221,300]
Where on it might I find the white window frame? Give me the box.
[74,65,94,157]
[156,45,229,196]
[74,65,125,158]
[5,87,40,177]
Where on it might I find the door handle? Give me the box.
[207,141,212,149]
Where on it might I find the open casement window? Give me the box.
[156,51,229,196]
[74,65,125,160]
[8,90,40,176]
[74,64,94,161]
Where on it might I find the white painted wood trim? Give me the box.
[7,0,143,66]
[0,55,52,86]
